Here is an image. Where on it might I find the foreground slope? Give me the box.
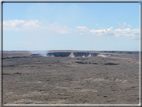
[3,51,139,104]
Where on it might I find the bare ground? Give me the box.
[2,51,139,104]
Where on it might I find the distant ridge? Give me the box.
[48,50,139,54]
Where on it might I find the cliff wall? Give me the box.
[47,51,139,57]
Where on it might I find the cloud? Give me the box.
[89,27,113,36]
[76,26,89,31]
[3,20,139,39]
[75,25,139,39]
[89,27,139,38]
[118,22,132,29]
[95,23,98,25]
[3,20,40,31]
[3,20,71,34]
[46,23,71,34]
[23,20,39,27]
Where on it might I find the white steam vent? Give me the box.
[69,52,74,58]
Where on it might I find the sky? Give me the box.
[3,2,140,51]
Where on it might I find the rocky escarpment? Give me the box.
[47,51,139,58]
[48,52,71,57]
[47,52,100,57]
[73,52,99,57]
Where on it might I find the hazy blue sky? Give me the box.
[3,3,140,51]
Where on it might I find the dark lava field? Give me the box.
[2,51,139,104]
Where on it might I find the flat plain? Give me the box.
[2,51,139,104]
